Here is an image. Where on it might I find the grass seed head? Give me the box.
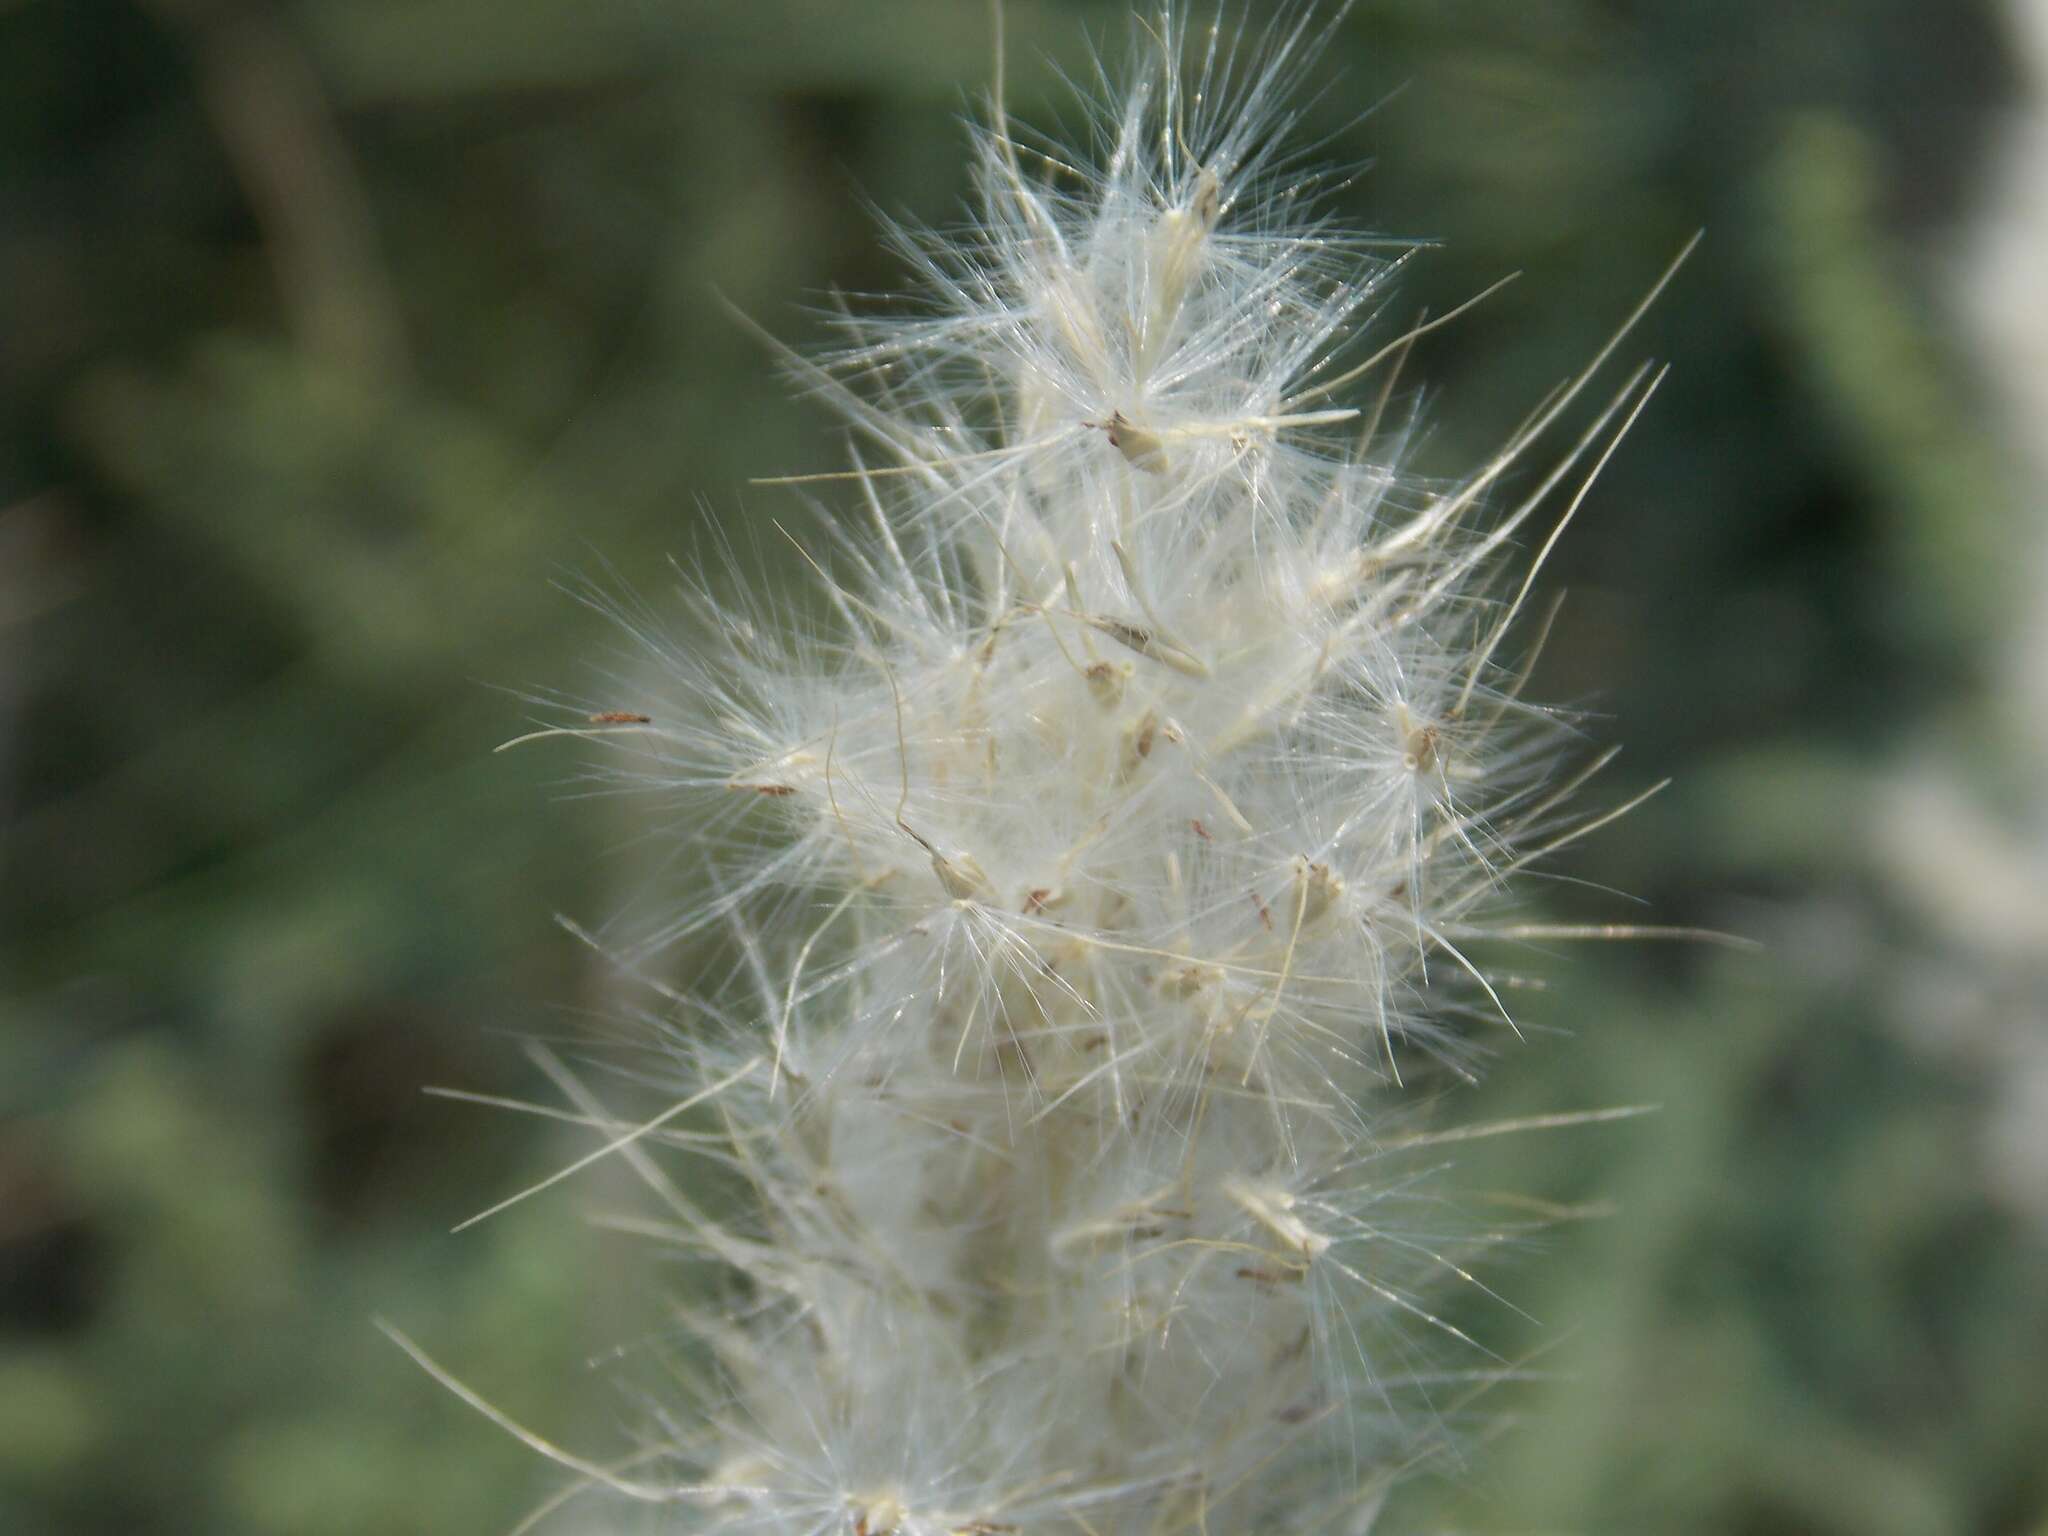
[466,6,1687,1532]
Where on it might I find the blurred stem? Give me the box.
[143,0,408,382]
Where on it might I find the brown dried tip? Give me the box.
[1235,1266,1301,1289]
[588,711,652,724]
[1103,411,1169,474]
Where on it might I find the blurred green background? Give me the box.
[5,0,2046,1531]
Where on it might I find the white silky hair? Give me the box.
[446,6,1699,1533]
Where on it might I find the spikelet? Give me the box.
[461,7,1690,1533]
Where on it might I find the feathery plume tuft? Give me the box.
[455,7,1693,1532]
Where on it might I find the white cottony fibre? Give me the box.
[461,8,1689,1533]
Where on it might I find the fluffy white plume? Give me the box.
[455,8,1690,1532]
